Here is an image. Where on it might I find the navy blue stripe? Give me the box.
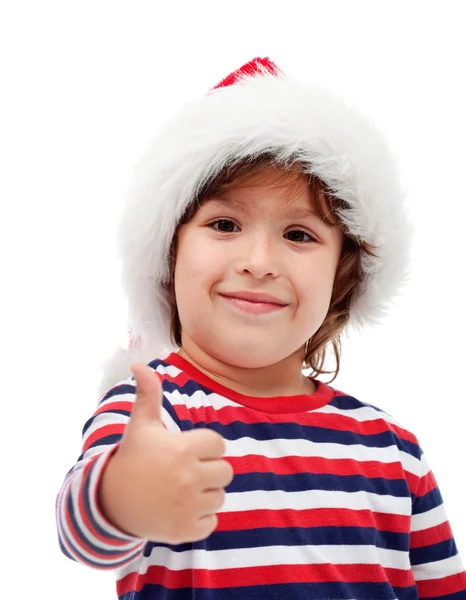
[418,590,466,600]
[225,470,410,496]
[162,396,183,429]
[410,538,459,565]
[62,505,143,570]
[148,357,175,371]
[150,364,422,458]
[162,377,209,397]
[413,486,444,515]
[330,394,388,413]
[99,383,136,403]
[60,491,126,567]
[179,418,420,455]
[143,524,409,555]
[67,485,130,557]
[58,534,76,561]
[80,457,137,544]
[160,368,380,420]
[84,434,124,453]
[83,385,136,436]
[119,580,411,600]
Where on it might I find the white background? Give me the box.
[1,1,465,598]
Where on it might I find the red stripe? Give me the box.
[180,403,416,440]
[416,571,466,597]
[61,461,134,561]
[117,562,415,595]
[226,454,405,479]
[83,423,126,453]
[77,451,131,548]
[94,401,134,416]
[113,361,419,451]
[217,507,410,534]
[62,474,121,562]
[58,463,145,569]
[410,520,454,548]
[416,469,440,496]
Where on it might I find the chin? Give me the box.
[212,342,292,370]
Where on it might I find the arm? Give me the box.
[55,372,179,570]
[410,448,466,598]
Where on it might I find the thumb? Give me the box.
[129,363,164,425]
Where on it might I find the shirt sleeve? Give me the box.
[55,368,180,570]
[409,446,466,598]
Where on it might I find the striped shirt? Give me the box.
[56,352,466,599]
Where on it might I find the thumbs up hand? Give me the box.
[98,364,234,544]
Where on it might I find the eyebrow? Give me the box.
[204,197,320,220]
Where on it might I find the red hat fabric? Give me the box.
[213,57,280,89]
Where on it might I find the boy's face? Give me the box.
[174,169,345,370]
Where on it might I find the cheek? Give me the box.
[294,257,337,308]
[174,229,223,299]
[176,239,213,283]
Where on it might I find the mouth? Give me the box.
[219,294,287,315]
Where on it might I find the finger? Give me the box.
[199,460,235,490]
[129,363,164,425]
[185,428,227,461]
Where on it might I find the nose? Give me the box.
[236,231,280,279]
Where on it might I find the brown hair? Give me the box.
[163,154,378,384]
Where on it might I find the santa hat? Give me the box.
[98,57,413,394]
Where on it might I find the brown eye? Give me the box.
[285,230,315,243]
[209,219,239,233]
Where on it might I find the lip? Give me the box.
[219,291,288,306]
[219,293,287,315]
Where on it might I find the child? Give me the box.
[55,58,466,599]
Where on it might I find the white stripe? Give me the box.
[97,390,136,409]
[156,363,183,378]
[67,458,142,553]
[418,452,432,478]
[412,553,466,581]
[118,542,411,577]
[58,458,145,568]
[84,397,180,442]
[319,402,402,427]
[225,436,403,464]
[399,450,423,477]
[86,451,147,545]
[159,361,410,443]
[76,444,116,466]
[83,397,417,472]
[83,412,129,441]
[166,390,422,473]
[161,406,182,433]
[411,503,449,532]
[57,474,109,566]
[168,389,398,426]
[220,488,411,516]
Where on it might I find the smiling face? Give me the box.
[173,167,345,373]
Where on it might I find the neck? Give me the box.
[176,338,315,397]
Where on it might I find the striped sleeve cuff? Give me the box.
[56,446,147,570]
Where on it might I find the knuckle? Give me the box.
[169,514,193,545]
[176,468,195,491]
[173,439,189,457]
[215,490,225,509]
[198,515,218,541]
[169,526,185,545]
[209,430,226,454]
[225,461,234,482]
[219,489,226,505]
[208,514,219,534]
